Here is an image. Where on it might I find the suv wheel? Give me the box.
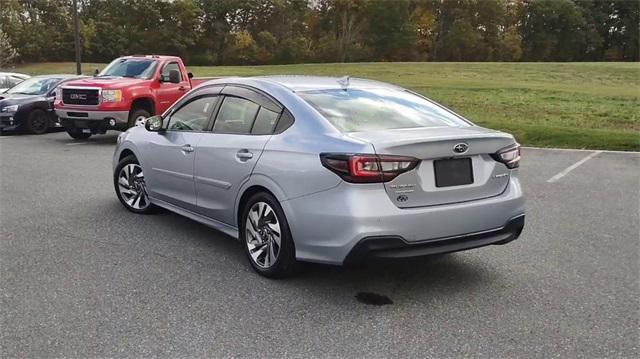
[241,192,298,278]
[114,155,156,214]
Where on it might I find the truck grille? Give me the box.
[62,88,100,105]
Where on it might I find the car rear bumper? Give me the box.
[343,215,524,264]
[281,176,525,265]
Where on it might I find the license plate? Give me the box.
[82,129,91,133]
[434,158,474,187]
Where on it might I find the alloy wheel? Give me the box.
[117,164,149,210]
[245,202,282,268]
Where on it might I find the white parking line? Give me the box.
[523,146,639,155]
[547,151,603,183]
[65,142,88,146]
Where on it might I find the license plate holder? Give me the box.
[434,158,474,187]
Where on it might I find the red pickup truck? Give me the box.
[55,55,210,139]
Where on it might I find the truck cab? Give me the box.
[55,55,207,139]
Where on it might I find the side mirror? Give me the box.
[188,72,193,79]
[144,115,163,132]
[93,69,100,76]
[169,69,181,84]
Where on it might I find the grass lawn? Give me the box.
[9,62,640,151]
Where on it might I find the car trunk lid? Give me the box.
[348,126,515,208]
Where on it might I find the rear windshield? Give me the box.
[299,88,470,132]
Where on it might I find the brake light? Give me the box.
[320,153,419,183]
[491,143,520,169]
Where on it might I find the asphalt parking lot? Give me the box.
[1,131,638,358]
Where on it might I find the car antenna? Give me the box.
[337,75,350,91]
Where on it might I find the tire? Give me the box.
[127,108,151,128]
[24,109,49,134]
[241,192,298,278]
[66,129,91,140]
[113,155,157,214]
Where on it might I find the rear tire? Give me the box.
[114,155,157,214]
[66,129,91,140]
[241,192,298,278]
[127,108,151,128]
[25,109,49,134]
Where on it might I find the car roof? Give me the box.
[121,55,180,61]
[251,75,402,92]
[0,72,30,79]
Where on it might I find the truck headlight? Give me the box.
[1,105,19,113]
[102,89,122,103]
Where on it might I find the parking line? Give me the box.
[65,142,88,146]
[547,151,602,183]
[523,146,639,155]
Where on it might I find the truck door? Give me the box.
[156,61,190,114]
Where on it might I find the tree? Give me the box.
[521,0,587,61]
[365,0,415,61]
[0,0,637,64]
[0,29,18,67]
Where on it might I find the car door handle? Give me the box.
[181,144,194,153]
[178,86,187,91]
[236,150,253,160]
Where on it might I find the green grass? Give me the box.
[10,61,640,151]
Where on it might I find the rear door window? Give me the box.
[213,97,260,134]
[251,107,280,135]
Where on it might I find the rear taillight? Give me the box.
[320,153,419,183]
[491,143,520,169]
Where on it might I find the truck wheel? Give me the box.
[128,109,151,128]
[25,109,49,134]
[66,129,91,140]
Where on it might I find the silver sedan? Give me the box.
[113,76,525,277]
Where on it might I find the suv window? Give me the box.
[213,97,260,134]
[167,96,217,132]
[161,62,181,82]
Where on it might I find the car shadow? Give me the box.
[56,133,119,145]
[135,206,500,305]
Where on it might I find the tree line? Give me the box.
[0,0,638,67]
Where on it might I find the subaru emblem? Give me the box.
[453,143,469,154]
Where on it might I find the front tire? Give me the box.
[114,155,156,214]
[127,108,151,128]
[25,109,49,134]
[241,192,298,278]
